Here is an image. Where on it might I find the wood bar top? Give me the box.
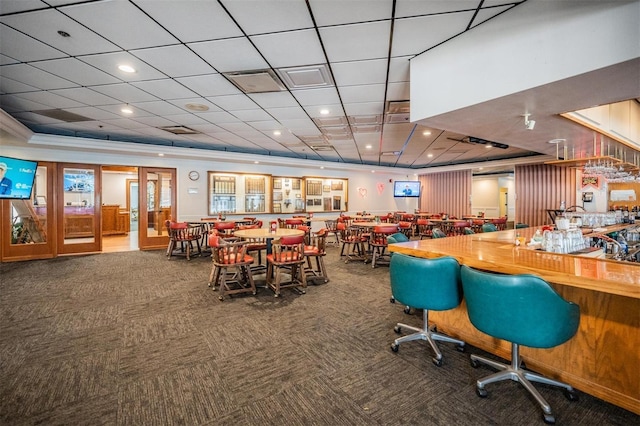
[388,227,640,299]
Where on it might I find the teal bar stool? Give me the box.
[481,223,497,232]
[431,227,447,238]
[390,254,465,366]
[460,265,580,424]
[387,232,410,311]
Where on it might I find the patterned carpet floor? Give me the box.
[1,244,637,425]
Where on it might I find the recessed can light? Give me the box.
[121,107,133,114]
[185,103,209,112]
[422,131,431,136]
[548,138,566,144]
[320,109,330,115]
[273,130,281,136]
[118,64,136,73]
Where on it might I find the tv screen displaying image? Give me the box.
[394,181,421,197]
[0,156,38,200]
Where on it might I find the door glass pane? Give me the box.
[63,168,96,244]
[10,166,47,245]
[145,171,172,237]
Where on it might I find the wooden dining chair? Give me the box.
[266,234,307,297]
[208,236,256,301]
[303,228,329,283]
[166,220,203,260]
[369,224,400,268]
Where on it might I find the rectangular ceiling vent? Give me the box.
[159,125,200,135]
[385,113,410,124]
[313,116,348,127]
[381,151,401,156]
[385,100,410,115]
[298,135,328,144]
[311,145,335,151]
[34,109,92,122]
[222,69,285,94]
[349,115,382,125]
[352,125,381,133]
[320,125,350,136]
[277,64,334,90]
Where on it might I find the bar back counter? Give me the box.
[388,226,639,415]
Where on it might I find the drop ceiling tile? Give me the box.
[472,5,512,28]
[188,123,226,134]
[61,1,179,50]
[0,53,20,66]
[49,87,120,106]
[206,94,258,111]
[248,92,298,109]
[230,109,273,121]
[176,74,241,97]
[343,102,384,116]
[221,0,313,35]
[217,122,255,133]
[31,58,120,86]
[91,83,159,104]
[132,115,180,128]
[309,0,393,26]
[303,104,344,118]
[133,0,242,42]
[266,106,308,121]
[319,21,391,62]
[130,79,198,100]
[248,120,284,131]
[386,82,410,101]
[388,56,411,82]
[63,106,120,121]
[0,94,52,112]
[0,0,47,13]
[0,24,66,62]
[395,0,479,17]
[330,59,387,86]
[188,38,268,73]
[1,9,120,56]
[194,111,240,124]
[79,52,168,82]
[0,76,40,94]
[291,87,341,106]
[0,64,76,90]
[167,98,222,113]
[11,111,64,125]
[391,11,475,57]
[129,100,187,116]
[278,118,318,132]
[339,84,385,104]
[130,45,215,78]
[93,118,148,130]
[250,29,325,68]
[13,90,84,109]
[97,104,154,118]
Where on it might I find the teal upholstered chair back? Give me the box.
[481,223,497,233]
[387,232,409,244]
[463,227,475,235]
[390,254,462,311]
[460,265,580,349]
[431,228,447,238]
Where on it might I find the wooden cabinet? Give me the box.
[102,205,130,235]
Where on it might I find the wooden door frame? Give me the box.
[138,167,176,250]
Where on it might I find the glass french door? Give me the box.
[57,163,102,255]
[1,162,56,261]
[138,167,175,250]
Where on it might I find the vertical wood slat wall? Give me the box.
[419,170,472,217]
[515,164,576,227]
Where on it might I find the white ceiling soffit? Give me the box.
[222,69,285,94]
[276,64,334,90]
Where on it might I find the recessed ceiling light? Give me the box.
[548,138,566,144]
[485,144,492,148]
[371,170,375,173]
[273,130,281,136]
[185,103,209,112]
[121,107,133,114]
[422,131,431,136]
[427,153,433,158]
[158,153,164,157]
[320,166,324,169]
[118,64,136,73]
[365,144,372,149]
[320,109,330,115]
[254,161,259,164]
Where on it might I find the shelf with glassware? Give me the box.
[272,176,348,214]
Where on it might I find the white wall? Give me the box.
[471,174,515,219]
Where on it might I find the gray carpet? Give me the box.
[0,244,637,425]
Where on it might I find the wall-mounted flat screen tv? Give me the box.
[394,180,421,198]
[0,156,38,200]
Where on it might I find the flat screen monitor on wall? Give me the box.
[0,156,38,200]
[394,181,420,198]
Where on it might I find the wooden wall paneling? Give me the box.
[419,170,472,217]
[516,164,576,226]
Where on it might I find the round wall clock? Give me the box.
[188,171,200,181]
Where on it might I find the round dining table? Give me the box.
[233,228,305,254]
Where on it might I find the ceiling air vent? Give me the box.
[34,109,92,122]
[385,100,410,124]
[381,151,401,156]
[311,145,335,151]
[277,64,334,90]
[223,69,285,94]
[159,125,200,135]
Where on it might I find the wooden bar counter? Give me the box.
[389,227,640,415]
